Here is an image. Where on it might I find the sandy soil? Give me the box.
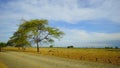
[0,51,119,68]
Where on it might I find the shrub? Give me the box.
[50,45,53,48]
[115,46,119,49]
[67,45,74,48]
[0,42,6,52]
[105,47,113,49]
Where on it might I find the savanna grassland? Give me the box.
[3,47,120,65]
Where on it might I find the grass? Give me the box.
[3,47,120,65]
[0,60,7,68]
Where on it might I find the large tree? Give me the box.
[19,19,64,52]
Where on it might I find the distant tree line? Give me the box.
[104,46,119,49]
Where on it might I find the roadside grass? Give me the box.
[3,47,120,65]
[0,60,7,68]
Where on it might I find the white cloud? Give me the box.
[0,0,120,23]
[53,28,120,47]
[61,28,120,41]
[0,0,120,47]
[99,0,120,23]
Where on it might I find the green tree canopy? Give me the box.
[0,42,6,52]
[7,29,31,48]
[19,19,64,52]
[0,42,6,47]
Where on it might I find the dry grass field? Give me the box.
[3,47,120,65]
[0,60,7,68]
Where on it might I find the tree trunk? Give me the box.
[0,47,1,52]
[37,42,39,52]
[22,46,26,51]
[18,47,20,50]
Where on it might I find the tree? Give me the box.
[105,47,113,49]
[0,42,6,52]
[19,19,64,52]
[115,46,119,49]
[7,29,30,50]
[67,45,74,48]
[50,45,53,48]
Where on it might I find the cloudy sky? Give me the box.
[0,0,120,47]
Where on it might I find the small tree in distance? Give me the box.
[50,45,53,48]
[105,47,113,49]
[115,46,119,49]
[67,45,74,48]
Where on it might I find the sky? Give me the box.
[0,0,120,47]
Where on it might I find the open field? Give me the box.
[3,47,120,65]
[0,51,120,68]
[0,60,7,68]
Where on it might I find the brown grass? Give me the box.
[3,47,120,65]
[0,60,7,68]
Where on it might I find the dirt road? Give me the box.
[0,51,119,68]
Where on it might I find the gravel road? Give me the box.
[0,51,119,68]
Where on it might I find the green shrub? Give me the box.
[105,47,113,49]
[50,45,53,48]
[115,46,119,49]
[67,45,74,48]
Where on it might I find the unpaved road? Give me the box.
[0,51,119,68]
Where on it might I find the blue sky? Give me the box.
[0,0,120,47]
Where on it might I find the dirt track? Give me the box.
[0,51,119,68]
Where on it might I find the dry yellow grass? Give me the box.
[3,47,120,65]
[0,60,7,68]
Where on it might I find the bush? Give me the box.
[49,45,53,48]
[0,42,6,47]
[115,46,119,49]
[67,45,74,48]
[105,47,113,49]
[0,42,6,52]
